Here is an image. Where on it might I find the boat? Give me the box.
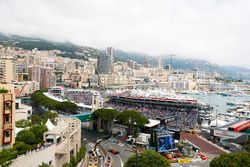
[227,107,250,118]
[227,100,250,106]
[217,92,232,96]
[181,90,207,95]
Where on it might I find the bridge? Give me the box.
[69,112,93,122]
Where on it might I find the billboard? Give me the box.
[157,135,175,152]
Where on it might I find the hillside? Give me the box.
[0,33,249,79]
[0,33,103,60]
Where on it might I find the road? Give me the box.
[82,130,133,167]
[100,140,132,167]
[84,137,217,167]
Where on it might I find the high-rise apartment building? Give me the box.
[0,83,15,150]
[106,47,114,65]
[40,67,51,89]
[28,66,41,83]
[144,57,149,68]
[158,57,162,69]
[28,66,56,89]
[97,47,114,74]
[0,56,18,83]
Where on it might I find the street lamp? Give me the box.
[128,117,131,135]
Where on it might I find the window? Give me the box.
[15,102,19,109]
[5,102,11,110]
[5,130,10,138]
[70,149,74,156]
[4,115,10,123]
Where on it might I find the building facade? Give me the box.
[0,56,18,83]
[11,117,81,167]
[0,83,15,150]
[28,66,56,89]
[97,47,113,74]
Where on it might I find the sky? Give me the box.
[0,0,250,67]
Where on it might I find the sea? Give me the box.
[184,93,250,113]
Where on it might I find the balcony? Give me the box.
[3,136,11,144]
[4,106,12,114]
[3,130,12,144]
[3,122,12,130]
[4,100,12,114]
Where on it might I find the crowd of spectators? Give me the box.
[104,100,197,129]
[64,90,94,105]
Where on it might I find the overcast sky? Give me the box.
[0,0,250,67]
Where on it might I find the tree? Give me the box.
[30,125,48,143]
[76,145,86,163]
[210,152,250,167]
[58,102,78,114]
[117,110,149,127]
[0,87,8,93]
[124,150,170,167]
[41,111,58,124]
[15,119,31,128]
[152,130,158,152]
[16,130,37,145]
[12,141,31,155]
[69,156,77,167]
[31,90,78,114]
[31,114,42,125]
[117,110,149,134]
[39,162,51,167]
[93,109,119,131]
[0,149,17,167]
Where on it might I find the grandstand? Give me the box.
[47,87,104,112]
[105,90,199,129]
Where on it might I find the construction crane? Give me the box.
[18,79,29,98]
[169,55,176,71]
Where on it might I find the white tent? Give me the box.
[145,119,160,128]
[45,119,55,131]
[15,127,24,135]
[210,119,228,127]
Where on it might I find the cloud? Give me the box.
[0,0,250,67]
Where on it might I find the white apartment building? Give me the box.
[99,74,132,88]
[15,98,32,121]
[0,56,18,83]
[11,117,81,167]
[14,81,40,97]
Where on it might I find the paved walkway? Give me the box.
[180,132,226,155]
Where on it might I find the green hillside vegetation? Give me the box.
[31,90,78,114]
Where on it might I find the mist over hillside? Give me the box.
[1,33,250,79]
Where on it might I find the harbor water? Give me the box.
[185,94,250,113]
